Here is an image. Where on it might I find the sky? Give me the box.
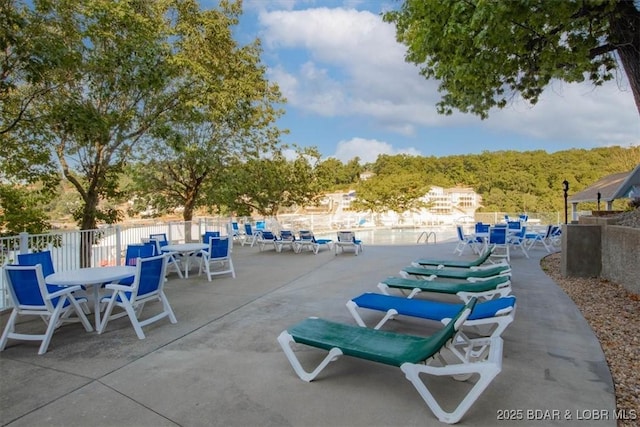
[204,0,640,164]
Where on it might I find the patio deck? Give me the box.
[0,240,615,426]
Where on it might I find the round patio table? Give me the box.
[46,266,136,327]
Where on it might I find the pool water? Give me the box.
[316,227,457,246]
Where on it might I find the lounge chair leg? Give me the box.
[400,337,503,424]
[277,331,343,382]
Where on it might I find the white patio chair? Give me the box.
[334,231,363,256]
[198,236,236,281]
[98,254,177,339]
[1,264,93,354]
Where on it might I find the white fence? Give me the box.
[0,211,564,311]
[0,218,231,310]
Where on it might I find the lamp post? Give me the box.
[562,180,569,224]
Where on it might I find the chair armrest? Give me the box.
[47,285,83,299]
[104,283,135,291]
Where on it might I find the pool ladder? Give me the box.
[417,231,437,244]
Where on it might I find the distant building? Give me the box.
[422,186,481,216]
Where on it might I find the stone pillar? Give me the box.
[561,224,602,277]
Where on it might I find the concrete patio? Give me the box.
[0,240,616,426]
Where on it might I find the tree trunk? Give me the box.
[182,201,195,242]
[612,1,640,115]
[79,193,99,268]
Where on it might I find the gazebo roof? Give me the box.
[569,164,640,204]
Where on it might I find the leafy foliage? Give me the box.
[384,0,640,117]
[219,148,323,217]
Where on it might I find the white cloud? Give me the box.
[260,8,444,126]
[259,4,639,155]
[488,77,639,146]
[333,137,422,163]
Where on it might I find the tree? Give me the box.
[126,2,285,239]
[384,0,640,117]
[2,0,278,263]
[219,148,323,218]
[351,172,431,214]
[0,184,51,236]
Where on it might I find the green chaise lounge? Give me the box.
[414,245,496,269]
[377,275,512,301]
[277,298,503,424]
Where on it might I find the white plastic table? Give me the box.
[46,266,136,327]
[161,243,208,278]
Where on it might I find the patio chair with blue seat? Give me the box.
[276,230,297,252]
[334,231,363,256]
[549,225,562,247]
[525,224,554,253]
[487,226,509,263]
[198,236,236,281]
[97,253,177,339]
[1,264,93,354]
[150,234,183,278]
[277,298,504,424]
[18,251,90,312]
[347,293,516,340]
[454,225,478,256]
[507,221,521,232]
[472,222,490,253]
[256,230,279,252]
[241,223,259,247]
[119,243,157,285]
[507,226,529,258]
[415,245,495,269]
[17,250,56,277]
[378,275,512,302]
[230,222,241,241]
[401,262,512,282]
[296,230,332,254]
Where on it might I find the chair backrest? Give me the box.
[489,227,507,244]
[244,223,253,236]
[232,222,239,231]
[206,237,231,259]
[475,223,489,233]
[17,251,55,277]
[519,226,527,238]
[299,230,315,242]
[255,221,266,231]
[519,214,529,222]
[4,264,50,309]
[337,231,356,243]
[124,243,156,266]
[149,233,168,243]
[260,231,276,240]
[131,254,168,297]
[456,225,465,241]
[507,221,521,230]
[203,231,221,244]
[544,224,554,238]
[280,230,295,241]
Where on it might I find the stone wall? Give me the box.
[566,215,640,295]
[600,225,640,294]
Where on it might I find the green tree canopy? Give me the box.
[219,148,323,217]
[384,0,640,118]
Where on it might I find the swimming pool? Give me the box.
[316,227,457,246]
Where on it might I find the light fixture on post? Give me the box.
[562,180,569,224]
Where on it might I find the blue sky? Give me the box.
[205,0,639,163]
